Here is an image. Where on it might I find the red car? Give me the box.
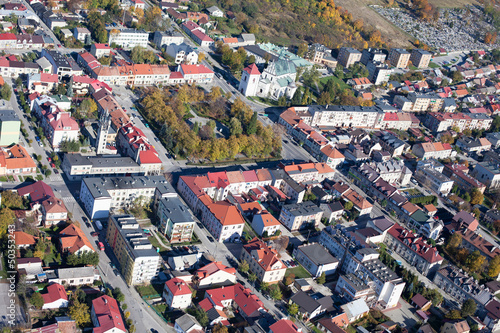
[50,163,55,168]
[91,232,99,237]
[48,157,52,162]
[98,242,104,251]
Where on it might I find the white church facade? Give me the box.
[238,60,298,100]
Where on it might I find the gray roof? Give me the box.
[206,5,221,13]
[175,314,201,332]
[371,216,394,232]
[82,175,176,199]
[341,273,370,292]
[362,259,398,282]
[0,110,19,122]
[65,153,140,168]
[243,45,278,61]
[283,201,322,217]
[110,215,160,259]
[159,197,193,224]
[241,33,255,42]
[43,49,70,68]
[290,291,321,314]
[297,243,338,266]
[57,266,97,279]
[36,57,52,69]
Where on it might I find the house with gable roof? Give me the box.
[241,237,286,283]
[41,283,68,309]
[91,295,127,333]
[270,319,302,333]
[204,283,265,320]
[194,261,236,289]
[58,224,94,254]
[17,181,68,226]
[199,200,245,242]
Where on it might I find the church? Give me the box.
[238,58,298,100]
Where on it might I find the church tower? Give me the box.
[96,110,112,155]
[238,63,261,97]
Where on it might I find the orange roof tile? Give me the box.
[13,231,37,246]
[59,224,94,253]
[208,201,246,226]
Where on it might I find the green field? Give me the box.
[286,265,311,279]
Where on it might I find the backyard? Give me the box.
[285,265,311,279]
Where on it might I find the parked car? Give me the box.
[50,162,55,168]
[91,232,99,237]
[98,241,105,251]
[207,236,215,242]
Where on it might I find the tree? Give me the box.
[470,189,484,205]
[69,300,91,326]
[187,307,208,327]
[1,83,11,101]
[344,201,354,211]
[269,285,282,300]
[452,71,463,83]
[0,208,15,237]
[78,99,98,119]
[113,288,125,303]
[381,199,388,207]
[30,292,44,309]
[461,298,477,317]
[465,250,485,272]
[285,273,295,285]
[246,112,258,135]
[317,272,326,284]
[198,52,206,63]
[213,324,228,333]
[489,255,500,278]
[446,309,463,320]
[238,259,249,273]
[288,302,299,316]
[447,233,462,251]
[260,281,269,292]
[229,117,243,136]
[472,207,481,219]
[59,139,81,153]
[302,67,321,88]
[297,43,308,57]
[248,273,257,284]
[1,191,24,209]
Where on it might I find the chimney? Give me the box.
[104,298,107,304]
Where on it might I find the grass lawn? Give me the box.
[428,62,440,68]
[409,65,418,70]
[244,223,258,240]
[0,176,7,182]
[148,236,168,251]
[319,75,350,91]
[286,265,311,279]
[136,284,164,297]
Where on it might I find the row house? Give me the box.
[378,112,418,131]
[199,200,245,243]
[0,58,39,78]
[282,162,335,183]
[433,265,492,311]
[425,112,493,133]
[412,142,455,160]
[385,224,444,278]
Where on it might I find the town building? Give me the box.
[340,299,370,323]
[270,319,301,333]
[108,28,149,48]
[433,265,492,311]
[412,142,455,160]
[439,321,470,333]
[46,267,100,286]
[414,167,454,195]
[410,49,432,68]
[204,283,265,321]
[175,314,204,333]
[153,30,184,49]
[471,162,500,190]
[278,201,323,231]
[73,27,91,43]
[0,110,20,146]
[361,48,387,65]
[90,43,111,58]
[91,295,127,333]
[251,211,281,237]
[166,43,198,65]
[385,224,444,278]
[307,43,337,67]
[241,238,286,283]
[157,197,195,243]
[456,137,492,154]
[80,175,176,219]
[17,181,68,226]
[388,48,411,68]
[367,61,391,85]
[42,283,68,310]
[0,144,37,177]
[105,215,161,285]
[41,49,82,77]
[293,243,339,277]
[59,224,94,254]
[194,261,236,289]
[337,47,362,68]
[163,277,192,309]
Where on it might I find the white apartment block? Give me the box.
[108,28,149,48]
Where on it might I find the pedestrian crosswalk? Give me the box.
[62,196,76,206]
[48,174,63,182]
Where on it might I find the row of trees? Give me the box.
[446,233,497,275]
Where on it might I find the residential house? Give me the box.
[293,243,339,277]
[320,201,344,223]
[385,224,444,277]
[388,49,411,68]
[91,295,127,333]
[290,291,329,320]
[206,6,223,17]
[163,278,192,309]
[456,137,492,154]
[251,211,281,237]
[471,162,500,190]
[269,319,301,333]
[440,321,470,333]
[73,27,90,43]
[59,224,95,254]
[241,237,286,283]
[108,28,149,48]
[340,299,370,323]
[411,294,432,311]
[337,47,362,68]
[199,200,245,242]
[0,144,37,177]
[90,43,111,58]
[157,197,195,243]
[194,261,236,289]
[17,181,68,226]
[175,314,204,333]
[42,283,68,309]
[279,201,323,231]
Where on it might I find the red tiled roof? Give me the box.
[206,283,264,317]
[59,224,95,253]
[196,261,236,279]
[243,63,260,75]
[166,278,192,296]
[42,283,67,305]
[17,181,54,203]
[243,238,285,271]
[13,231,37,246]
[180,64,214,75]
[270,319,301,333]
[387,224,443,263]
[92,296,126,333]
[207,201,245,226]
